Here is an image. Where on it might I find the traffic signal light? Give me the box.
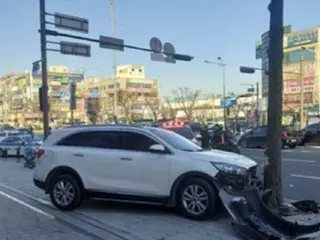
[240,66,255,74]
[172,53,194,61]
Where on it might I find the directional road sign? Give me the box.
[54,13,89,33]
[99,35,124,51]
[221,98,237,107]
[60,41,91,57]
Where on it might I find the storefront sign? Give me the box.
[283,92,313,105]
[32,72,84,82]
[283,77,314,94]
[287,30,318,47]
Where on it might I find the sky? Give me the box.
[1,0,319,96]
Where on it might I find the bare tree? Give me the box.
[86,99,100,124]
[118,90,138,123]
[163,96,178,119]
[172,87,201,121]
[145,97,161,121]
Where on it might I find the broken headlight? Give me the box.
[211,162,248,176]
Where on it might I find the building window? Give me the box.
[283,48,315,64]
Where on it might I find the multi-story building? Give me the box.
[105,65,160,121]
[256,25,320,125]
[0,66,86,128]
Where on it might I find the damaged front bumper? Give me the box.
[218,187,320,240]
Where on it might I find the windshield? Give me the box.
[21,135,33,143]
[168,127,194,140]
[149,128,202,152]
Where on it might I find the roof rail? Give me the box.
[63,124,142,129]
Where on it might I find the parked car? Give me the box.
[238,125,298,149]
[0,135,42,157]
[0,130,20,142]
[33,125,257,220]
[299,122,320,146]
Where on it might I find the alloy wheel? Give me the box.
[182,184,209,215]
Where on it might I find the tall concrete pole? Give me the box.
[299,56,304,129]
[110,0,118,120]
[264,0,284,208]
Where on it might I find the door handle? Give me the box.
[73,153,84,157]
[120,157,132,161]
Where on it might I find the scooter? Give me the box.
[23,146,36,169]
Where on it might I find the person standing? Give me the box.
[200,124,209,149]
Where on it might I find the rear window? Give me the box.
[169,127,194,140]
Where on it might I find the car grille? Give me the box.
[248,166,257,178]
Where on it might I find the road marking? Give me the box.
[0,190,54,219]
[251,156,315,164]
[0,183,51,205]
[290,174,320,180]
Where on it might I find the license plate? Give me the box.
[291,139,297,143]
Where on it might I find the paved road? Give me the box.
[242,147,320,202]
[0,158,237,240]
[0,147,319,240]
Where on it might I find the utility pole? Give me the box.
[299,56,304,130]
[39,0,50,139]
[110,0,118,121]
[264,0,284,208]
[222,64,227,129]
[256,82,260,126]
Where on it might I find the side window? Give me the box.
[0,133,6,137]
[57,131,100,147]
[122,132,157,152]
[57,131,122,149]
[252,126,267,135]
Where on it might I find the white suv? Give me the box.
[33,125,257,220]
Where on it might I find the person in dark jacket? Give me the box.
[200,124,209,149]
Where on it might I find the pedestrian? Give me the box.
[200,124,209,149]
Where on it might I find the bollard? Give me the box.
[16,148,21,163]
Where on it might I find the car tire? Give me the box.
[176,178,217,221]
[49,174,83,211]
[289,143,296,149]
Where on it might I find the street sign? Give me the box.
[163,42,176,64]
[150,37,163,62]
[54,13,89,33]
[32,60,41,72]
[99,35,124,51]
[221,98,237,107]
[149,37,162,53]
[60,41,91,57]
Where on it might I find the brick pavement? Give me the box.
[0,157,239,240]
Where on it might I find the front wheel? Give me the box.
[176,178,218,221]
[49,174,83,211]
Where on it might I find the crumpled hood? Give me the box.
[189,149,257,169]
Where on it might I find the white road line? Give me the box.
[291,174,320,180]
[251,156,316,164]
[0,183,51,205]
[0,190,55,219]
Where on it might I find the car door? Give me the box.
[116,130,171,197]
[55,129,124,191]
[1,136,24,155]
[250,126,267,148]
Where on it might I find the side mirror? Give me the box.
[149,144,166,154]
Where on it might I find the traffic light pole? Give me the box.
[222,64,227,129]
[256,82,260,126]
[39,0,50,139]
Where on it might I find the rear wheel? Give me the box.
[176,178,217,221]
[49,174,83,211]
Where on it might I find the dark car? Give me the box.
[299,122,320,146]
[238,125,298,149]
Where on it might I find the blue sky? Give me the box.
[1,0,319,95]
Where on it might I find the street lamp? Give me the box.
[204,57,227,128]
